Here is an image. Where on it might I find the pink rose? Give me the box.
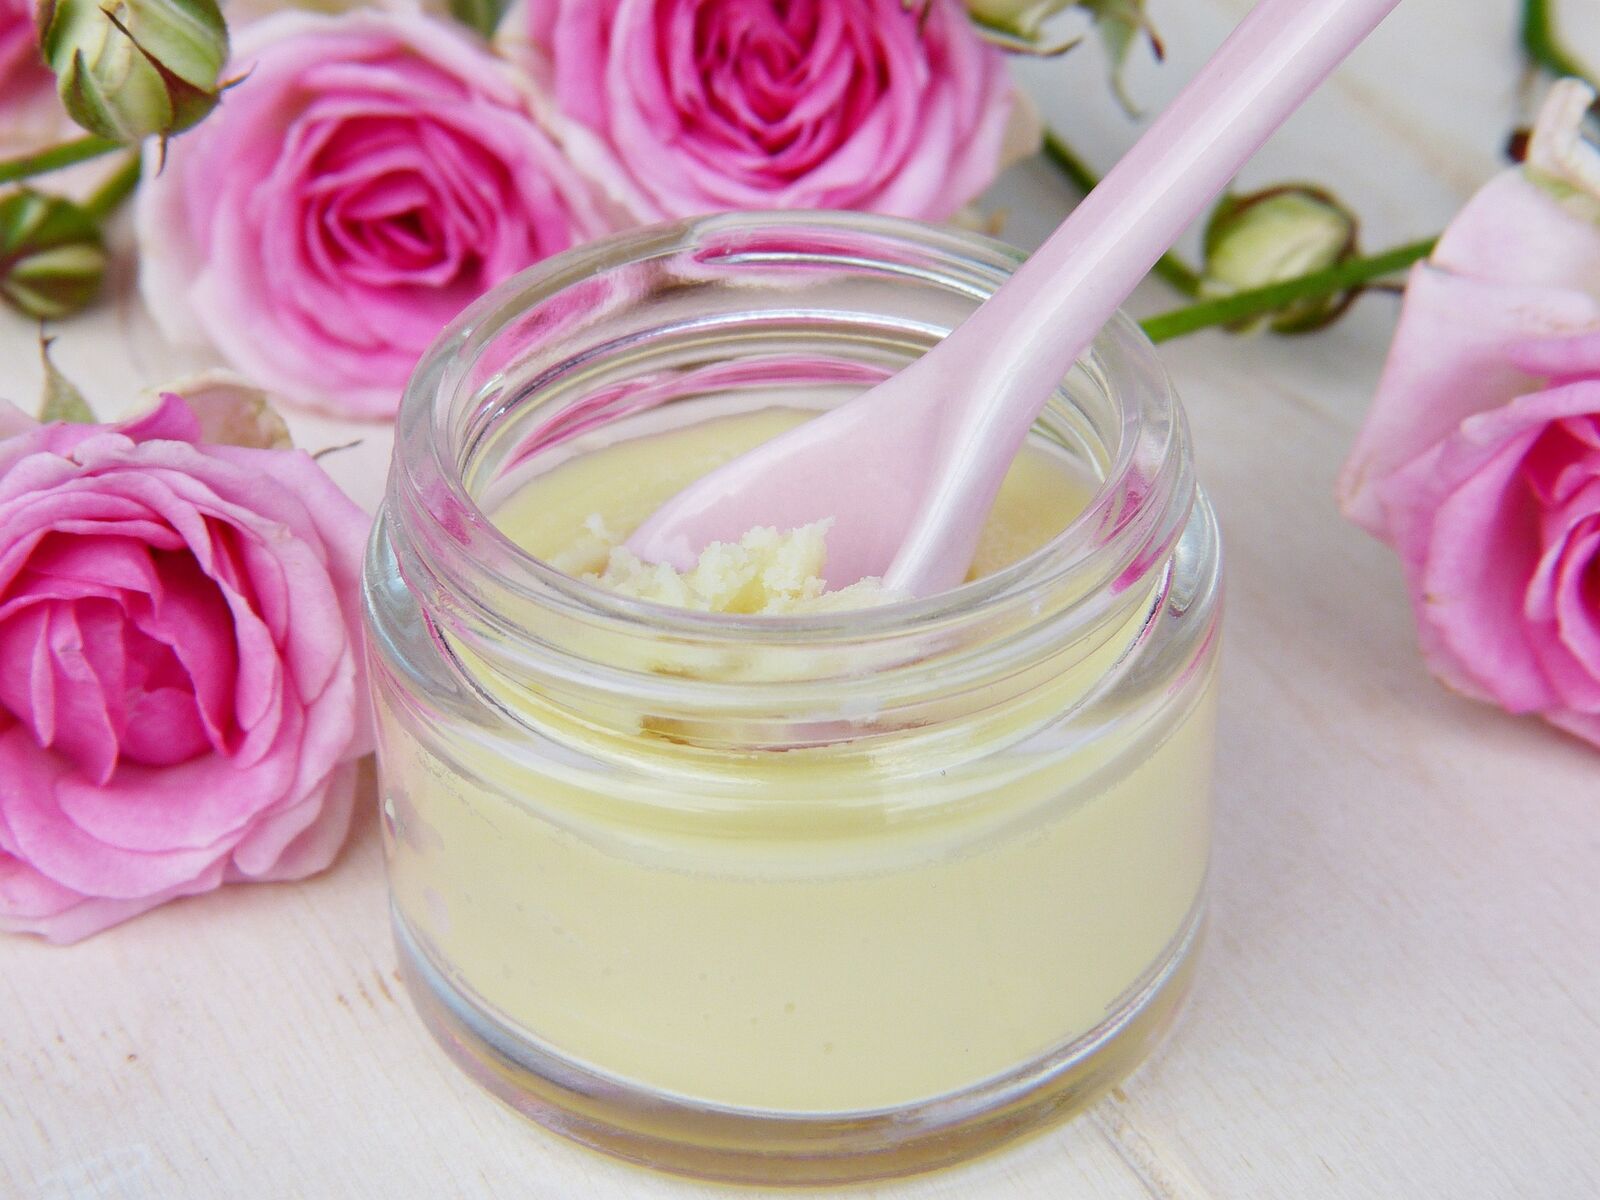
[0,0,65,157]
[136,11,617,420]
[0,392,372,943]
[0,0,42,97]
[503,0,1022,222]
[1339,81,1600,749]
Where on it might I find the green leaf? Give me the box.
[38,336,94,423]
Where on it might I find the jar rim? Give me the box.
[390,210,1192,657]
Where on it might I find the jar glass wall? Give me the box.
[363,213,1223,1185]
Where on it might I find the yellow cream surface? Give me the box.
[501,407,1094,585]
[380,407,1216,1114]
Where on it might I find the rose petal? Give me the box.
[1432,170,1600,294]
[1380,383,1600,714]
[40,601,123,784]
[229,757,362,880]
[1340,266,1600,534]
[0,728,232,896]
[0,605,54,746]
[114,393,205,446]
[0,851,227,944]
[1546,707,1600,747]
[50,704,304,858]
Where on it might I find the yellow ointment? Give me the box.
[380,407,1215,1115]
[575,519,902,614]
[500,406,1090,588]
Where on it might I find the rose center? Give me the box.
[673,0,888,173]
[300,117,497,289]
[113,607,214,768]
[0,535,234,783]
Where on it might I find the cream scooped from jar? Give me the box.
[569,517,902,614]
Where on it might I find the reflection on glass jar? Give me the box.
[364,213,1222,1185]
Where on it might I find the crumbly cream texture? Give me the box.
[573,517,902,614]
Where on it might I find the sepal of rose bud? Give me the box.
[1081,0,1162,114]
[0,189,106,319]
[964,0,1075,39]
[38,334,95,421]
[1523,79,1600,223]
[36,0,228,142]
[1200,184,1360,334]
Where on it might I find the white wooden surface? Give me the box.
[4,2,1599,1196]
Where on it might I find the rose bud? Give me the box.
[0,189,106,319]
[962,0,1161,111]
[36,0,228,142]
[1200,184,1361,333]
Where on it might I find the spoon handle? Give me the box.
[885,0,1400,591]
[970,0,1399,409]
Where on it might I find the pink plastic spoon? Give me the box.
[627,0,1401,597]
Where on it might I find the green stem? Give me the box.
[0,136,122,187]
[82,153,142,223]
[1520,0,1597,86]
[1040,129,1205,297]
[1139,237,1438,344]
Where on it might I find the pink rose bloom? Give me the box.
[0,0,44,99]
[0,393,372,943]
[0,0,65,157]
[503,0,1021,222]
[137,11,617,420]
[1339,80,1600,749]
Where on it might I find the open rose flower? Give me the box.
[0,390,371,943]
[137,11,617,419]
[1339,80,1600,748]
[502,0,1026,222]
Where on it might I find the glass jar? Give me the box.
[364,212,1222,1185]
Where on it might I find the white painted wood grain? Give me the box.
[4,1,1598,1196]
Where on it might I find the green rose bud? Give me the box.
[1200,184,1361,334]
[0,190,106,320]
[36,0,228,143]
[956,1,1158,111]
